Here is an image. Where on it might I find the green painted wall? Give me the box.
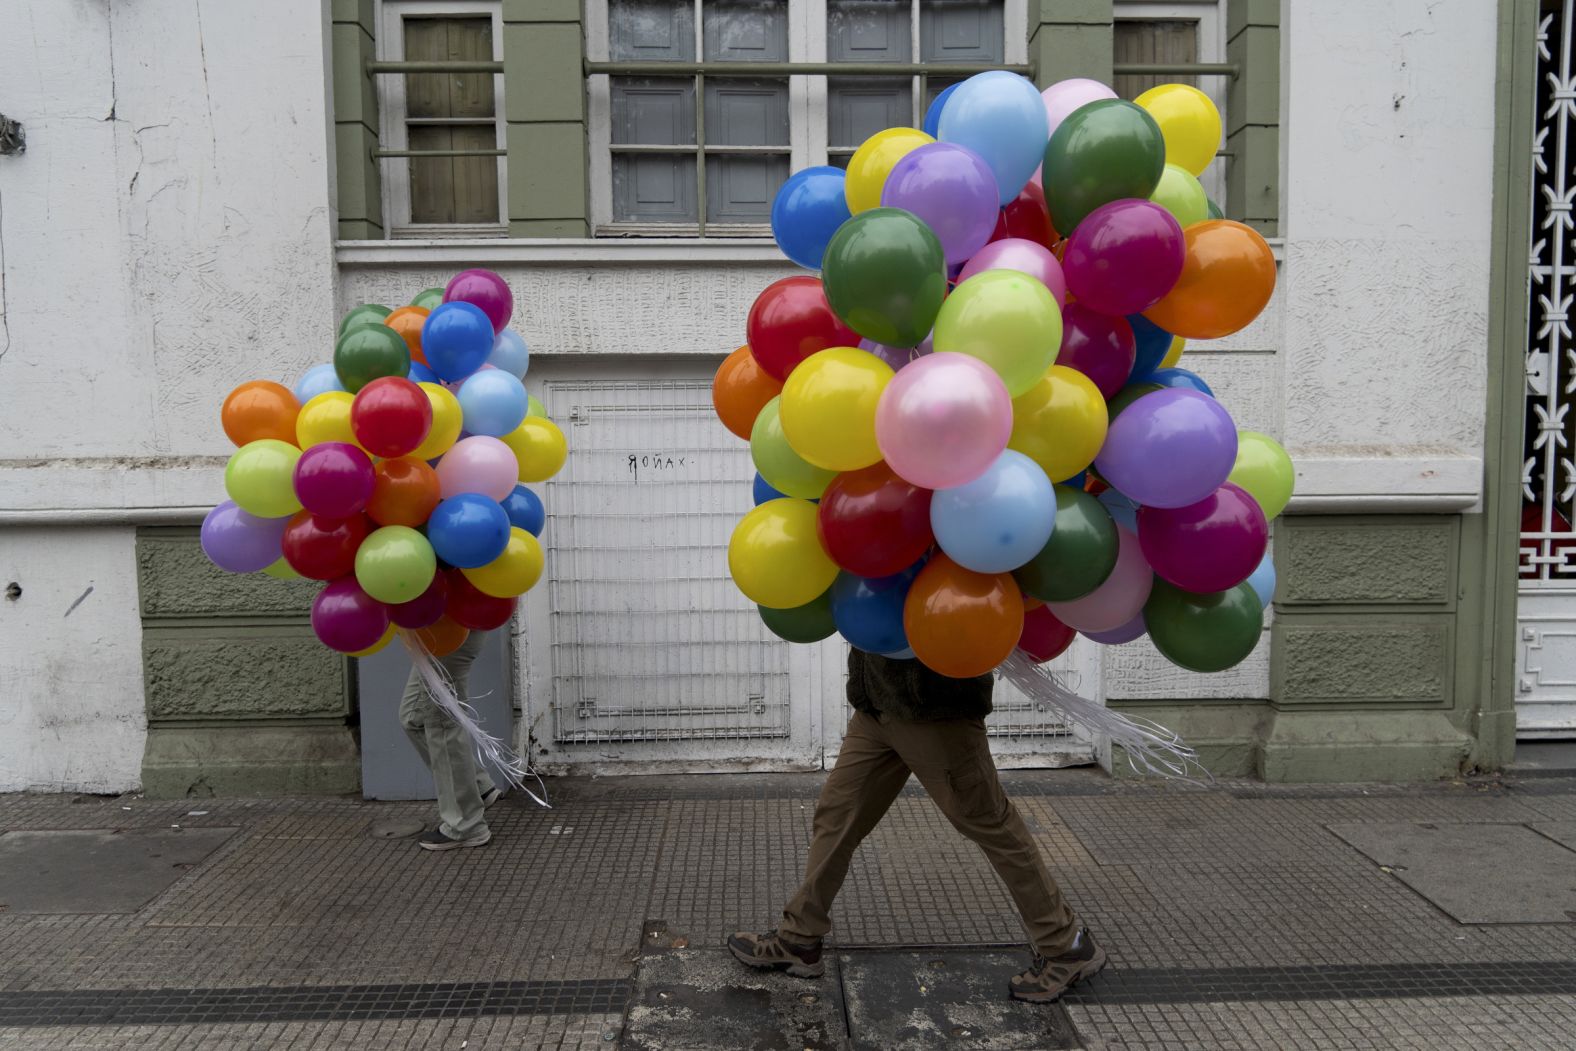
[332,0,384,240]
[503,0,589,237]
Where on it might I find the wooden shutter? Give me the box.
[703,1,789,222]
[1114,19,1200,100]
[919,0,1005,63]
[828,0,912,168]
[610,0,698,222]
[404,17,499,225]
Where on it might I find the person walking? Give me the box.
[729,649,1105,1003]
[400,629,503,850]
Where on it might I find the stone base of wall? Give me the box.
[142,725,361,798]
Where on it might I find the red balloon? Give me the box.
[991,181,1058,251]
[1137,482,1268,593]
[745,276,860,382]
[446,569,517,630]
[1057,304,1137,400]
[351,376,434,459]
[389,572,449,629]
[281,511,371,581]
[1018,604,1076,664]
[817,463,935,578]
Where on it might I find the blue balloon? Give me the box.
[771,166,853,270]
[501,485,546,537]
[1064,471,1087,490]
[422,301,495,382]
[294,363,345,404]
[922,83,960,138]
[426,493,510,568]
[1149,367,1214,397]
[930,450,1056,573]
[1246,552,1276,608]
[832,566,920,655]
[937,71,1049,205]
[1127,315,1173,383]
[407,361,439,385]
[753,473,788,506]
[488,328,531,378]
[1098,488,1140,532]
[457,369,528,437]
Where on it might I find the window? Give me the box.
[376,2,507,237]
[586,0,1024,236]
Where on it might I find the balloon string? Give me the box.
[398,631,550,808]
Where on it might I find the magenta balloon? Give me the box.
[292,442,375,518]
[311,577,390,653]
[1046,526,1153,632]
[1063,199,1185,316]
[1138,482,1268,593]
[200,500,288,573]
[1056,304,1136,399]
[389,573,449,629]
[956,238,1067,306]
[859,333,934,371]
[1094,389,1238,509]
[437,435,518,501]
[881,142,1000,266]
[875,352,1013,489]
[443,269,512,333]
[1083,612,1147,645]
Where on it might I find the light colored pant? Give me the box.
[399,630,495,839]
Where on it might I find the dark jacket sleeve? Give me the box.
[846,648,994,722]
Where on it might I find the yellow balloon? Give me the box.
[728,498,838,609]
[412,382,462,461]
[1160,335,1186,370]
[500,417,568,482]
[348,624,396,658]
[1008,366,1109,483]
[779,347,893,472]
[845,127,934,214]
[296,391,361,450]
[1135,84,1222,178]
[462,527,544,598]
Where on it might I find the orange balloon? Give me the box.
[385,306,431,364]
[221,381,301,447]
[903,554,1025,679]
[713,345,784,440]
[1142,220,1276,340]
[366,456,441,527]
[411,616,468,657]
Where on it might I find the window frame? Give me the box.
[376,0,508,239]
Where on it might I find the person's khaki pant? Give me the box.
[399,630,495,839]
[780,711,1078,956]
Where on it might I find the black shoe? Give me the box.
[727,930,825,978]
[1009,928,1107,1003]
[417,826,492,851]
[481,785,504,807]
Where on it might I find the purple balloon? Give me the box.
[201,500,289,573]
[1056,304,1135,399]
[880,142,1000,266]
[292,442,375,518]
[311,577,390,654]
[956,237,1067,306]
[1083,612,1147,645]
[444,269,513,333]
[1094,389,1238,509]
[1062,200,1185,317]
[1138,482,1269,593]
[389,573,449,629]
[859,333,934,371]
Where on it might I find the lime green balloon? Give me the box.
[410,288,445,311]
[1229,431,1295,520]
[354,525,437,604]
[339,303,391,334]
[759,587,837,643]
[224,439,302,518]
[750,397,836,500]
[821,207,947,348]
[262,557,300,580]
[1042,99,1166,234]
[1108,382,1163,419]
[1145,579,1264,673]
[334,324,411,393]
[1014,486,1119,602]
[933,269,1062,397]
[526,393,548,419]
[1150,163,1209,229]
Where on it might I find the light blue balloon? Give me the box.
[488,328,531,378]
[937,71,1049,205]
[457,369,528,437]
[882,647,917,661]
[294,362,345,404]
[1246,552,1276,609]
[1097,488,1140,533]
[931,450,1056,573]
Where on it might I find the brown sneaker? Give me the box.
[727,930,825,978]
[1009,928,1107,1003]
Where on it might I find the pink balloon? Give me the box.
[1031,79,1118,187]
[437,436,517,502]
[311,577,390,653]
[957,238,1067,306]
[1138,482,1268,593]
[1063,200,1185,316]
[859,332,934,371]
[1083,612,1147,645]
[1046,526,1153,632]
[1057,304,1136,399]
[444,269,513,333]
[875,353,1013,489]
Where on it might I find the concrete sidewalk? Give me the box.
[2,768,1575,1050]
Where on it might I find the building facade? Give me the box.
[0,0,1545,793]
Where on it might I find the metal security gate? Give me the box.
[1518,0,1576,738]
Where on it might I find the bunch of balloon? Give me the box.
[719,70,1293,688]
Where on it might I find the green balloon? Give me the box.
[334,324,411,393]
[339,303,391,334]
[410,288,445,311]
[934,269,1063,397]
[1107,382,1163,419]
[750,397,836,500]
[759,587,836,643]
[1145,579,1264,673]
[1042,99,1166,234]
[1150,163,1209,229]
[224,439,302,518]
[821,207,947,348]
[1206,197,1224,220]
[354,525,437,605]
[1014,486,1120,602]
[526,393,548,419]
